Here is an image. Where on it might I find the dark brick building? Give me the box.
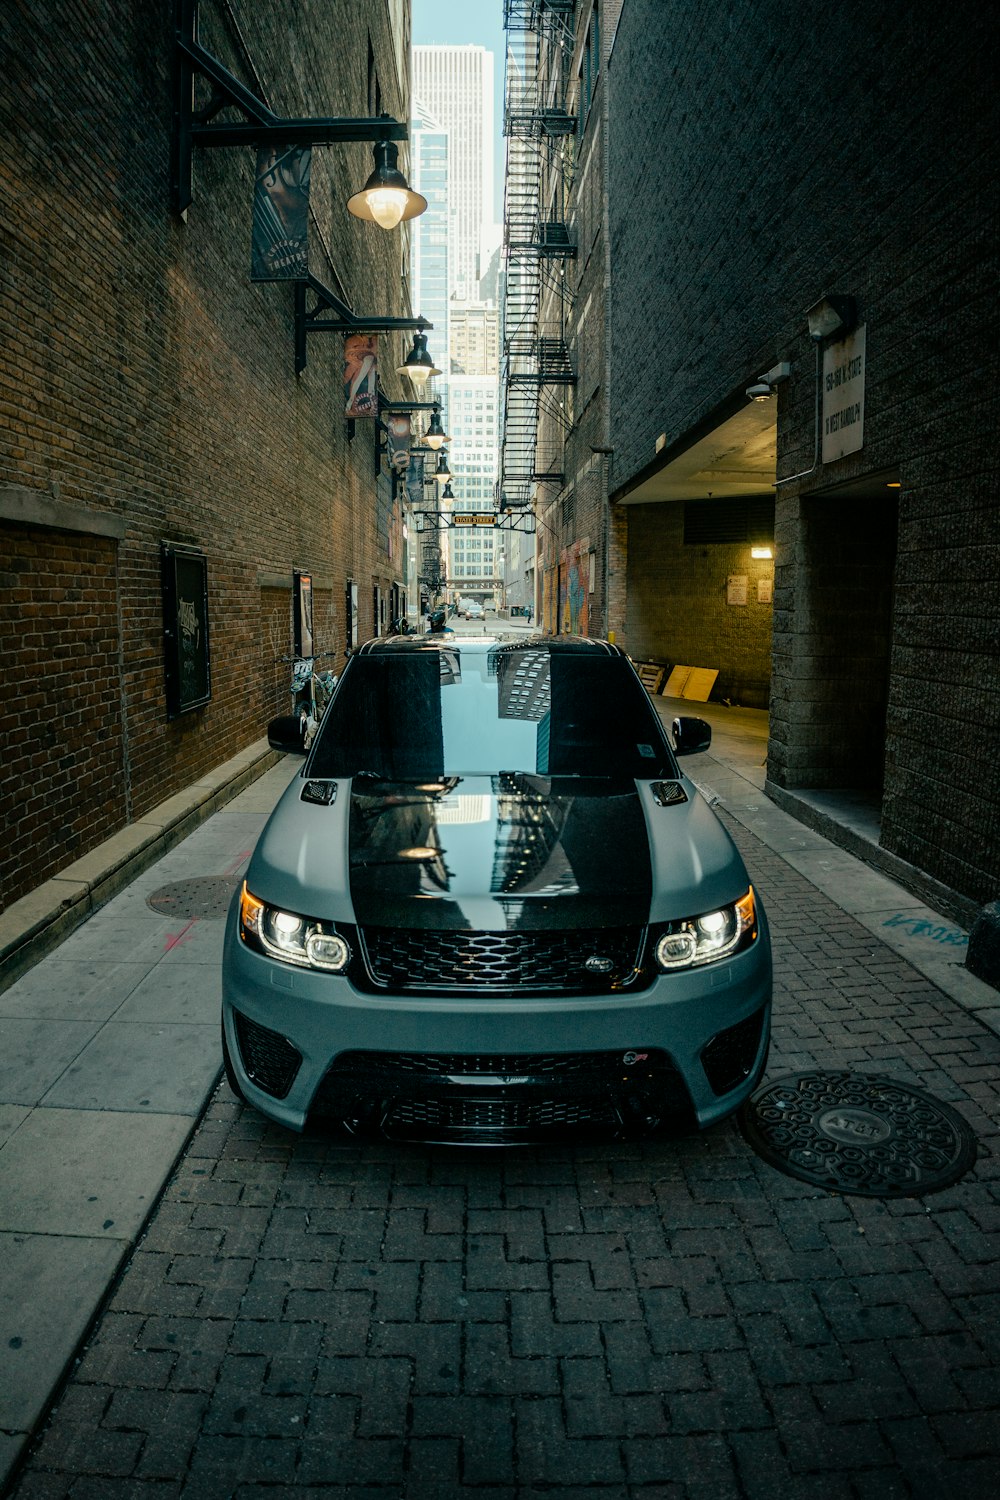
[499,0,625,638]
[604,0,1000,918]
[1,0,418,912]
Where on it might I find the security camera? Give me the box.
[746,381,773,402]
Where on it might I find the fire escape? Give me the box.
[500,1,577,509]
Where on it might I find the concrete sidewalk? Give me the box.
[0,755,299,1487]
[0,700,997,1490]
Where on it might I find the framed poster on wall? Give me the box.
[294,570,314,658]
[161,543,211,719]
[346,580,359,647]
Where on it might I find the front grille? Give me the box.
[233,1010,302,1099]
[308,1047,692,1143]
[325,1049,672,1081]
[383,1094,620,1144]
[359,926,646,993]
[701,1009,765,1096]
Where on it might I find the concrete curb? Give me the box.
[764,778,980,930]
[0,739,281,995]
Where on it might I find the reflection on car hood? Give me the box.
[349,775,649,931]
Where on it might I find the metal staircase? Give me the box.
[500,1,577,506]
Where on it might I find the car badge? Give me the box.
[584,956,614,974]
[622,1051,650,1067]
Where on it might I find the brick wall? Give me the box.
[536,0,614,638]
[0,526,126,906]
[606,0,1000,906]
[0,0,413,909]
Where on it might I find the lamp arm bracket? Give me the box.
[173,1,406,211]
[294,277,431,374]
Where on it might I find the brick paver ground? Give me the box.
[9,821,1000,1498]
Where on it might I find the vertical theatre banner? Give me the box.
[345,334,378,417]
[251,145,311,280]
[386,412,412,472]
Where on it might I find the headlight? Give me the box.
[653,888,757,971]
[239,884,350,973]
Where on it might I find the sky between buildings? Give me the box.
[412,0,506,223]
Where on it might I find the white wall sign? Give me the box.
[727,574,748,605]
[822,324,866,464]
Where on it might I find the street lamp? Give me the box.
[346,141,427,230]
[432,451,452,484]
[397,331,442,385]
[423,405,450,449]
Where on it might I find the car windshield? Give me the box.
[308,644,677,781]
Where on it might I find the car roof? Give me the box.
[353,634,626,658]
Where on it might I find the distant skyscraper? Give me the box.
[413,45,494,301]
[449,303,499,377]
[410,105,450,385]
[412,43,501,605]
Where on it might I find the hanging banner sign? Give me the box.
[822,324,866,464]
[251,144,311,281]
[386,412,412,471]
[406,453,425,509]
[345,333,378,417]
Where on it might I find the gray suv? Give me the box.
[222,636,772,1143]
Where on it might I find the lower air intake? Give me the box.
[701,1008,765,1096]
[233,1010,302,1099]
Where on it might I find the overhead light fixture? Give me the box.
[441,480,455,499]
[424,406,450,449]
[745,361,792,403]
[886,481,901,489]
[751,546,773,560]
[346,141,427,230]
[806,295,857,342]
[433,451,452,484]
[397,330,441,384]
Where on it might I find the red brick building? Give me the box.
[1,0,419,912]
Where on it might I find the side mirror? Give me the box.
[672,715,711,756]
[268,715,307,755]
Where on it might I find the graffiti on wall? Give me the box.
[559,537,590,637]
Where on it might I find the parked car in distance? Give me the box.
[462,600,484,621]
[222,636,772,1144]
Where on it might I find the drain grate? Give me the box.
[147,877,239,920]
[740,1070,977,1198]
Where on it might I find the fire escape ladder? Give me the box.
[500,2,577,505]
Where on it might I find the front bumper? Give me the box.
[221,905,772,1140]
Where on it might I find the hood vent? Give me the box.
[650,780,688,808]
[301,779,338,806]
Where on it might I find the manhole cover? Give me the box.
[147,877,239,920]
[740,1070,977,1198]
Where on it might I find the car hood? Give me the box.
[248,773,750,933]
